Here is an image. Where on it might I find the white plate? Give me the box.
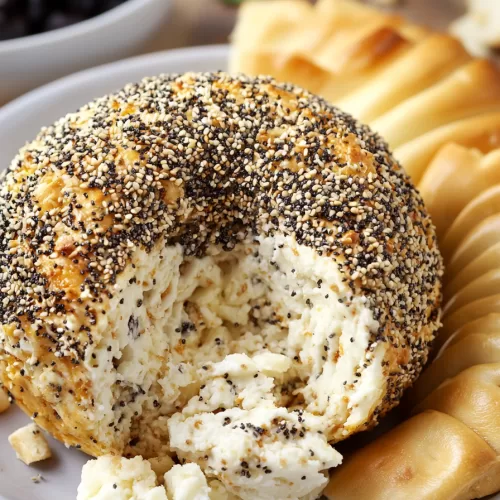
[0,43,498,500]
[0,44,229,500]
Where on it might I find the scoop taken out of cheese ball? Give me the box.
[0,73,442,500]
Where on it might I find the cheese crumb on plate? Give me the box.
[8,423,52,465]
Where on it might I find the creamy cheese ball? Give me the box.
[0,73,443,499]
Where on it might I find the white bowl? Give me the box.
[0,44,228,500]
[0,0,172,105]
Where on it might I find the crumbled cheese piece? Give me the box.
[0,388,10,413]
[252,352,292,375]
[78,457,233,500]
[77,456,168,500]
[165,463,211,500]
[8,423,52,465]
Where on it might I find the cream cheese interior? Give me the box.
[81,233,386,500]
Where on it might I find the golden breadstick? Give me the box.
[310,1,415,101]
[229,0,313,54]
[446,248,500,305]
[318,27,411,102]
[442,183,500,262]
[438,295,500,351]
[409,333,500,405]
[337,34,470,122]
[395,112,500,183]
[229,1,320,88]
[372,60,500,149]
[314,0,429,44]
[443,314,500,349]
[444,270,500,317]
[304,0,427,102]
[447,213,500,280]
[419,146,500,241]
[230,0,419,101]
[324,410,500,500]
[288,2,414,100]
[418,144,484,239]
[414,364,500,454]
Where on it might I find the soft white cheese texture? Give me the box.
[78,458,236,500]
[84,233,386,500]
[77,456,168,500]
[165,463,211,500]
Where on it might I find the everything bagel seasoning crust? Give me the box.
[0,73,442,499]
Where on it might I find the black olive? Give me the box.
[0,15,29,40]
[44,11,84,32]
[27,0,46,34]
[0,0,129,41]
[0,0,26,17]
[65,0,98,17]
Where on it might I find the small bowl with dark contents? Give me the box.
[0,0,172,104]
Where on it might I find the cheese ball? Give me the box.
[0,73,442,499]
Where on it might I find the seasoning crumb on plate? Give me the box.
[31,474,44,484]
[8,423,52,465]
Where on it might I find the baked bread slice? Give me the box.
[396,112,500,183]
[230,0,428,103]
[336,33,471,123]
[442,185,500,265]
[410,333,500,404]
[414,364,500,454]
[418,145,500,240]
[324,410,500,500]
